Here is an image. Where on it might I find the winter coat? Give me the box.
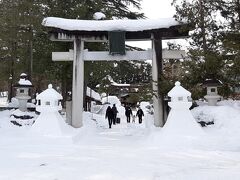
[105,106,114,119]
[125,107,132,117]
[136,109,144,117]
[112,106,118,115]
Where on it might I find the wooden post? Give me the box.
[72,38,84,128]
[152,35,164,127]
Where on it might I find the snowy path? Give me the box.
[1,117,240,180]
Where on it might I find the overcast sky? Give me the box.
[127,0,181,49]
[141,0,175,19]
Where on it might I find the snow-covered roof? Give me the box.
[36,84,63,100]
[168,81,191,97]
[104,75,130,87]
[42,17,183,32]
[86,87,101,101]
[111,82,130,87]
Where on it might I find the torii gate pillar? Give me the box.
[152,36,164,127]
[72,38,84,128]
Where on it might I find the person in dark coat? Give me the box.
[136,107,144,124]
[125,106,132,123]
[112,104,118,125]
[105,106,114,128]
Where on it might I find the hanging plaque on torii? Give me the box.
[42,17,190,128]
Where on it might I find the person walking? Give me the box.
[105,106,114,128]
[125,105,132,123]
[136,107,144,124]
[112,104,118,125]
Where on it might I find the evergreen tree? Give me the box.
[217,0,240,97]
[172,0,225,98]
[0,0,146,102]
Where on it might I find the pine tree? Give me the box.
[217,0,240,97]
[172,0,225,98]
[0,0,147,103]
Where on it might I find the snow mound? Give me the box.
[102,96,121,106]
[163,109,203,136]
[31,111,75,137]
[93,12,106,20]
[192,105,240,135]
[99,96,125,120]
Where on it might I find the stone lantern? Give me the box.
[168,81,192,110]
[163,81,202,135]
[14,73,33,112]
[203,79,222,106]
[36,84,62,113]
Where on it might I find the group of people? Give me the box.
[105,104,144,129]
[105,104,118,129]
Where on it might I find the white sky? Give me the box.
[127,0,187,50]
[141,0,175,19]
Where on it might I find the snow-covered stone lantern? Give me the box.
[14,73,33,112]
[36,84,62,113]
[32,84,71,136]
[168,81,192,110]
[163,81,202,135]
[203,79,222,106]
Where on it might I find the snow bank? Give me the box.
[72,112,106,143]
[93,12,106,20]
[192,105,240,135]
[163,109,203,136]
[217,99,240,109]
[0,110,15,129]
[146,102,240,151]
[31,111,75,137]
[102,96,121,106]
[100,96,126,120]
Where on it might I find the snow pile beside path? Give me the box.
[72,112,104,143]
[146,102,240,151]
[192,105,240,135]
[217,99,240,109]
[102,96,121,106]
[163,109,203,136]
[147,104,240,151]
[31,111,76,137]
[146,112,203,150]
[0,110,15,129]
[100,96,125,119]
[191,105,240,151]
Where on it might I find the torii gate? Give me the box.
[42,17,190,128]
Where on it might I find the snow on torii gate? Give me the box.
[42,17,190,128]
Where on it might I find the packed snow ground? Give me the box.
[0,97,240,180]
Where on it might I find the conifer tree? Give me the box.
[0,0,146,102]
[172,0,224,98]
[217,0,240,97]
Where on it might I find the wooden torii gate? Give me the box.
[42,17,190,128]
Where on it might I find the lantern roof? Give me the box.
[168,81,191,97]
[36,84,63,100]
[203,78,223,87]
[14,73,33,88]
